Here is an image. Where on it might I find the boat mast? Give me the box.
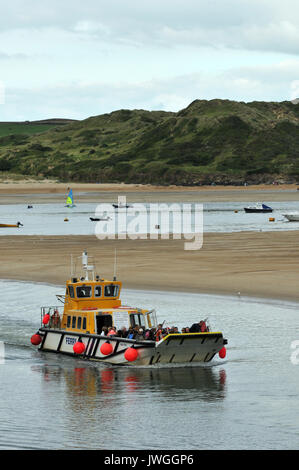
[113,248,117,281]
[82,251,95,281]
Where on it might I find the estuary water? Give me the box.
[0,280,298,450]
[0,200,299,236]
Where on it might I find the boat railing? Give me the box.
[41,306,64,329]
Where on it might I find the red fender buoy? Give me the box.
[42,314,50,325]
[124,347,138,362]
[73,341,85,354]
[219,346,226,359]
[100,341,113,356]
[31,334,42,345]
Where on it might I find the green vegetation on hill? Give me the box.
[1,100,299,185]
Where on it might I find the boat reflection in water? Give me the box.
[32,363,227,408]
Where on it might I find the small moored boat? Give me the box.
[30,252,227,366]
[282,213,299,222]
[244,203,273,213]
[90,216,111,221]
[112,202,132,209]
[0,221,23,228]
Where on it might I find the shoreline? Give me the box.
[1,232,299,303]
[0,182,299,203]
[2,276,299,307]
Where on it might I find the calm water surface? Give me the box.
[1,200,299,235]
[0,281,298,450]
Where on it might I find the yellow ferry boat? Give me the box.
[30,252,227,366]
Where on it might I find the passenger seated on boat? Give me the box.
[155,327,164,341]
[135,328,144,341]
[144,329,153,340]
[127,328,135,339]
[189,322,200,332]
[107,327,117,336]
[189,321,208,332]
[101,326,108,336]
[120,326,128,338]
[199,321,209,332]
[168,326,180,334]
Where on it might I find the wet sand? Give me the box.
[0,182,299,203]
[0,231,299,302]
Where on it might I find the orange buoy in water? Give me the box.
[124,347,138,362]
[269,217,275,222]
[42,314,50,325]
[31,334,42,345]
[219,346,226,359]
[100,341,113,355]
[73,341,85,354]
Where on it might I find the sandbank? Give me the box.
[0,232,298,303]
[0,182,298,204]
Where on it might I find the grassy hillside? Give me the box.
[1,100,299,185]
[0,119,77,137]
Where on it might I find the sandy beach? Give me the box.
[0,231,298,302]
[0,182,299,302]
[0,181,299,203]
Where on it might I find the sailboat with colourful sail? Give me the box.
[65,188,76,208]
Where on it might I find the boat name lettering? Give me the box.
[65,337,77,345]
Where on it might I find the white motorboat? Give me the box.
[282,213,299,222]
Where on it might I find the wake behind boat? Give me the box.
[30,252,227,366]
[244,203,273,213]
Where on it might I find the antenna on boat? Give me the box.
[113,248,117,281]
[82,251,95,281]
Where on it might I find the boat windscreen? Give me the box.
[76,286,92,298]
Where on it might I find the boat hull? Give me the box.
[283,214,299,222]
[244,208,272,213]
[37,328,227,366]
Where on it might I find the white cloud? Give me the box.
[2,1,299,118]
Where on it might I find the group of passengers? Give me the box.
[100,320,209,342]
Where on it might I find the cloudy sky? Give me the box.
[1,0,299,120]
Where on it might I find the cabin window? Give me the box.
[77,317,82,329]
[67,316,71,327]
[130,313,145,328]
[94,286,102,297]
[68,285,74,298]
[76,285,92,298]
[104,284,119,297]
[72,316,76,328]
[82,317,87,330]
